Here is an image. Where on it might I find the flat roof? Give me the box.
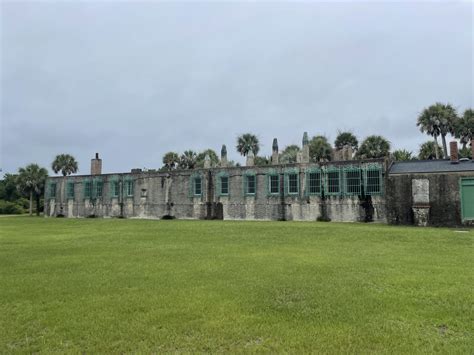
[389,159,474,174]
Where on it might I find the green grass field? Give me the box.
[0,217,472,353]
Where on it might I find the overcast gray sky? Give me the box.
[1,1,473,175]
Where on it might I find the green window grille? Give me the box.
[326,168,341,196]
[125,180,134,197]
[49,182,57,199]
[95,180,103,198]
[344,167,361,195]
[269,174,280,194]
[287,173,299,195]
[307,170,322,196]
[109,178,120,198]
[67,181,75,199]
[364,166,383,195]
[220,176,229,195]
[243,172,256,195]
[84,180,92,199]
[194,177,202,195]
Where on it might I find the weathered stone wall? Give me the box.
[386,172,474,227]
[44,160,388,223]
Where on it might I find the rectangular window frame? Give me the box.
[194,176,202,196]
[343,167,362,196]
[306,170,322,196]
[95,180,103,198]
[364,165,383,196]
[268,174,280,195]
[84,180,92,199]
[220,176,229,196]
[244,172,257,196]
[66,181,75,200]
[125,179,134,197]
[49,182,57,199]
[326,168,341,196]
[287,173,299,195]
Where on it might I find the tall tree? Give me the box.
[236,133,260,157]
[279,145,301,164]
[418,141,439,160]
[16,164,48,216]
[0,173,21,202]
[454,109,474,149]
[52,154,78,176]
[392,149,413,161]
[417,103,458,159]
[179,150,197,169]
[356,135,391,159]
[162,152,180,170]
[196,149,219,168]
[309,136,333,162]
[334,131,358,151]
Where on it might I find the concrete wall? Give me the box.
[45,160,388,223]
[386,172,474,227]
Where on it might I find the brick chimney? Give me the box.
[91,153,102,175]
[450,141,459,164]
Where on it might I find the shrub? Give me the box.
[0,200,25,214]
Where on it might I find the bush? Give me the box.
[0,200,25,214]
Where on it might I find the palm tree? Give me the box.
[454,109,473,149]
[334,131,358,151]
[179,150,197,169]
[236,133,260,157]
[417,103,458,159]
[392,149,413,161]
[418,141,440,160]
[356,135,391,159]
[16,164,48,216]
[279,145,301,164]
[162,152,180,170]
[52,154,79,176]
[309,136,333,162]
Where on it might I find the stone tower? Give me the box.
[246,151,255,166]
[271,138,279,165]
[220,145,228,167]
[302,132,310,163]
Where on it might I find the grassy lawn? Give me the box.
[0,217,472,353]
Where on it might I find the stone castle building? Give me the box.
[44,134,474,226]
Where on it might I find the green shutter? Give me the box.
[364,164,383,196]
[460,178,474,221]
[343,166,362,196]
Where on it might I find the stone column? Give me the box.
[220,145,228,167]
[412,179,430,226]
[204,154,211,169]
[302,132,310,163]
[246,151,255,166]
[271,138,279,165]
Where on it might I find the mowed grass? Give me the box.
[0,217,472,353]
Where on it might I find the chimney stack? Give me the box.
[271,138,279,165]
[220,145,228,167]
[302,132,310,163]
[450,141,459,164]
[91,153,102,175]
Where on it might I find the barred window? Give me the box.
[366,168,382,195]
[269,175,279,194]
[84,181,92,198]
[288,173,299,194]
[67,182,75,199]
[112,181,120,197]
[308,172,322,195]
[246,175,256,194]
[96,181,103,198]
[345,170,361,195]
[194,177,202,196]
[327,171,340,195]
[220,176,229,195]
[125,181,134,196]
[50,183,57,198]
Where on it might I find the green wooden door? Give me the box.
[460,178,474,221]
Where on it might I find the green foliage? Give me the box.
[196,149,219,168]
[162,152,180,170]
[309,136,333,162]
[279,145,301,164]
[0,173,22,201]
[17,163,49,215]
[454,109,474,148]
[459,146,472,159]
[254,156,270,166]
[417,103,458,158]
[0,200,26,214]
[236,133,260,157]
[392,149,413,161]
[0,218,472,353]
[52,154,78,176]
[334,131,358,151]
[356,135,391,159]
[179,150,198,169]
[418,141,440,160]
